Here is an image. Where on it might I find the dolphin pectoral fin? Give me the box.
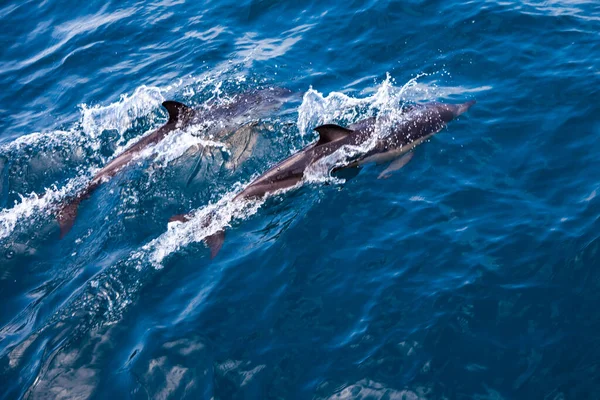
[378,152,414,180]
[220,120,258,141]
[186,146,206,187]
[162,101,194,124]
[332,165,361,180]
[224,122,259,172]
[314,124,353,146]
[205,230,225,259]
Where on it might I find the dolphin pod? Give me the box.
[169,100,476,258]
[56,87,294,237]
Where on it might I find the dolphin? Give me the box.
[170,100,475,258]
[57,87,294,237]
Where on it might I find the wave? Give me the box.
[0,70,478,355]
[0,70,484,251]
[299,74,430,183]
[0,85,167,241]
[126,73,461,268]
[13,75,439,367]
[0,66,266,243]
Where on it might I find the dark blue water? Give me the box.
[1,0,600,398]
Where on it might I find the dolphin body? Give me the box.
[171,100,475,258]
[57,87,294,237]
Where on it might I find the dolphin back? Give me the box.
[162,101,194,124]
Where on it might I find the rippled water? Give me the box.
[1,0,600,398]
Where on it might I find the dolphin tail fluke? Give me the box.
[205,230,225,259]
[167,212,225,258]
[56,197,82,238]
[56,183,100,238]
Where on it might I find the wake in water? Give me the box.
[0,85,166,241]
[56,87,294,237]
[0,71,472,270]
[145,73,471,265]
[0,73,290,242]
[0,73,478,399]
[0,70,478,245]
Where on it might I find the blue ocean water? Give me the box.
[1,0,599,398]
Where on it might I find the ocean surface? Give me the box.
[1,0,599,398]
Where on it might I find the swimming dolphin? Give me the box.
[170,100,475,258]
[57,87,294,237]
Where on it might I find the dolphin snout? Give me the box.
[455,100,476,116]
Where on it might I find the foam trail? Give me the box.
[0,125,231,242]
[0,175,90,240]
[133,188,265,268]
[0,85,170,241]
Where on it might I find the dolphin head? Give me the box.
[432,100,476,122]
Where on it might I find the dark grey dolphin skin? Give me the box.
[57,87,294,237]
[170,100,475,258]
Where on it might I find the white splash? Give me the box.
[150,131,227,168]
[296,88,368,137]
[132,189,264,268]
[299,74,426,183]
[0,174,90,240]
[0,66,250,243]
[0,129,80,154]
[80,85,165,150]
[0,85,167,157]
[296,73,432,137]
[130,75,432,267]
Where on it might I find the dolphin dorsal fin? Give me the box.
[314,124,353,146]
[162,101,193,124]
